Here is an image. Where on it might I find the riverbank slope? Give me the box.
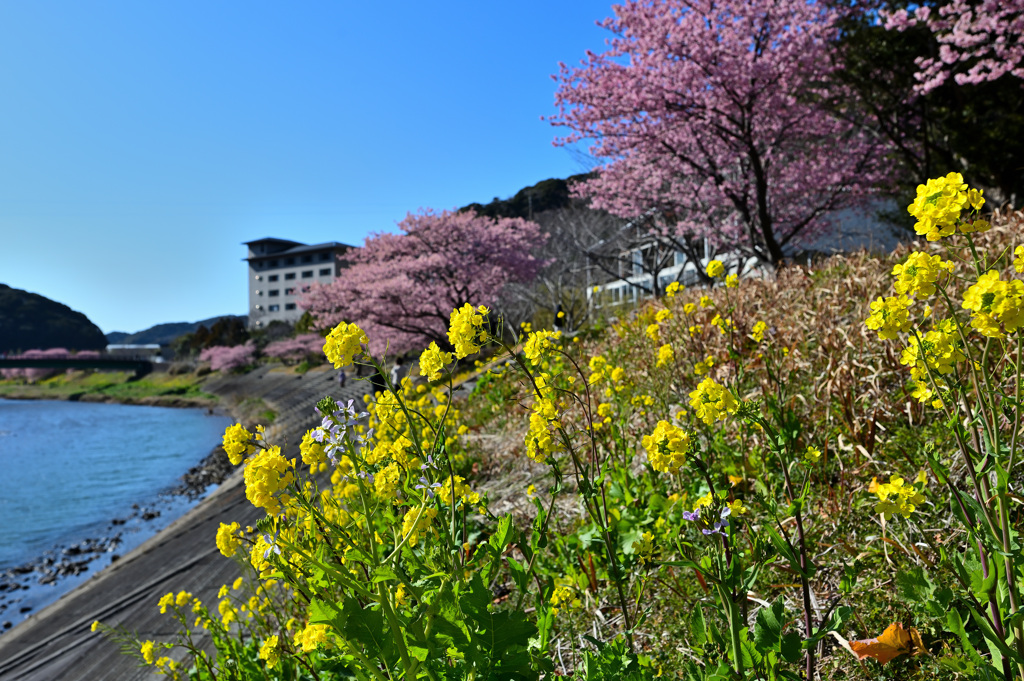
[0,364,367,681]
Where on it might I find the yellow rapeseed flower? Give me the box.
[258,636,280,668]
[323,321,368,368]
[892,251,953,297]
[865,295,912,340]
[656,343,674,368]
[1014,245,1024,274]
[706,260,725,278]
[962,270,1024,338]
[725,273,738,288]
[140,640,156,665]
[642,420,692,474]
[908,172,969,241]
[665,281,683,297]
[222,423,254,466]
[243,445,295,516]
[419,342,453,381]
[689,377,738,425]
[448,303,489,358]
[751,321,767,343]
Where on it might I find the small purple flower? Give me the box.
[262,533,282,559]
[415,476,442,499]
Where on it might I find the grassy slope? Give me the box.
[456,215,1024,679]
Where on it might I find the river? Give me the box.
[0,398,230,629]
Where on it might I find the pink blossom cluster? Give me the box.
[1,348,70,382]
[301,209,546,354]
[883,0,1024,93]
[550,0,892,266]
[263,334,324,363]
[199,342,256,372]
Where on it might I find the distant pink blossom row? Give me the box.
[199,342,256,372]
[883,0,1024,93]
[262,334,324,362]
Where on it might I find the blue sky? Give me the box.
[0,1,613,334]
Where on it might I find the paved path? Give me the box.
[0,364,368,681]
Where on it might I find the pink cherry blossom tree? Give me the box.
[263,333,325,364]
[550,0,892,268]
[301,209,546,355]
[200,342,256,372]
[883,1,1024,94]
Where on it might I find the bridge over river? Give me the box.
[0,357,155,379]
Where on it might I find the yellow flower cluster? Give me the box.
[751,321,767,343]
[1015,245,1024,273]
[549,584,581,616]
[908,172,970,240]
[694,355,714,376]
[665,281,683,297]
[711,314,733,335]
[448,303,489,358]
[323,321,368,369]
[419,341,453,381]
[258,635,280,668]
[401,506,438,547]
[688,377,738,425]
[526,396,561,463]
[436,474,481,507]
[299,429,327,473]
[900,319,964,405]
[642,420,692,474]
[656,343,674,367]
[523,329,561,367]
[706,259,725,278]
[871,474,926,520]
[645,323,660,343]
[243,445,295,516]
[892,251,954,297]
[222,423,254,466]
[294,622,331,652]
[865,295,912,340]
[216,522,242,558]
[961,270,1024,338]
[725,273,739,288]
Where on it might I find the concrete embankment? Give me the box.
[0,364,369,681]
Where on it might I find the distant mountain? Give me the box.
[0,284,108,353]
[460,174,592,221]
[108,315,248,346]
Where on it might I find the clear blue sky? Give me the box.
[0,1,613,334]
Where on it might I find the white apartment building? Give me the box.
[245,238,354,328]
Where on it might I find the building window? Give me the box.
[320,252,331,261]
[255,290,262,296]
[268,304,280,312]
[254,274,262,281]
[285,303,296,310]
[302,255,312,263]
[269,290,279,297]
[285,257,295,265]
[302,270,313,278]
[285,287,296,295]
[319,268,332,276]
[268,274,279,282]
[285,272,296,280]
[254,304,263,310]
[269,259,278,267]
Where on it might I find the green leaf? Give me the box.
[753,597,787,652]
[781,631,802,663]
[689,606,707,647]
[491,514,515,552]
[308,598,345,630]
[372,565,398,583]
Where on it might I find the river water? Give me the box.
[0,398,230,627]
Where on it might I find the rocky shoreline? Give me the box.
[0,440,238,632]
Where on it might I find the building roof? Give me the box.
[244,240,356,262]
